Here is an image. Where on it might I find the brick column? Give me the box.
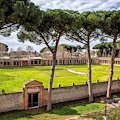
[24,87,28,110]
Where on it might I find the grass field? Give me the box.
[0,64,120,93]
[0,100,104,120]
[85,107,120,120]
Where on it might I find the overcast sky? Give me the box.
[0,0,120,52]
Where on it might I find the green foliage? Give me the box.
[12,1,45,31]
[17,9,76,54]
[0,0,28,35]
[76,45,82,49]
[106,42,113,48]
[116,40,120,49]
[92,42,113,57]
[66,10,104,48]
[0,0,44,36]
[92,42,112,49]
[93,43,106,49]
[0,43,8,51]
[0,0,26,23]
[101,10,120,36]
[40,47,47,53]
[60,44,79,52]
[97,50,101,57]
[82,44,87,49]
[40,44,82,53]
[40,46,56,53]
[45,9,76,33]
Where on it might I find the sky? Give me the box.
[0,0,120,52]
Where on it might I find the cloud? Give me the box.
[0,0,119,52]
[0,32,113,52]
[0,32,46,52]
[31,0,120,12]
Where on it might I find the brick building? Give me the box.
[1,45,120,67]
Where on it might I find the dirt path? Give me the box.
[67,69,87,75]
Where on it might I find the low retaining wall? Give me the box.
[0,92,24,113]
[50,80,120,104]
[51,84,88,104]
[0,79,120,113]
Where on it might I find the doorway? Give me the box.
[28,93,38,108]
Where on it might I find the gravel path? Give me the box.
[67,69,87,75]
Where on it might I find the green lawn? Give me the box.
[0,64,120,93]
[0,101,104,120]
[85,107,120,120]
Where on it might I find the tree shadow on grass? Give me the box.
[0,107,78,120]
[0,101,104,120]
[50,106,78,115]
[0,111,36,120]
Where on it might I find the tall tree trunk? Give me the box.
[107,35,117,98]
[44,33,61,111]
[47,52,56,111]
[105,48,107,57]
[87,40,93,103]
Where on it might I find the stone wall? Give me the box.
[92,80,120,96]
[50,80,120,104]
[0,79,120,113]
[0,92,24,113]
[51,84,88,104]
